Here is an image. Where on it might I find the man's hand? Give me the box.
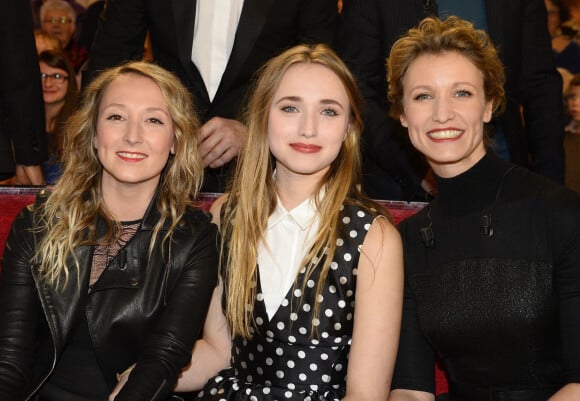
[199,117,247,168]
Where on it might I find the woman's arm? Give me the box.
[342,216,403,401]
[388,389,435,401]
[548,383,580,400]
[110,282,231,399]
[113,218,220,401]
[174,195,231,391]
[174,280,231,391]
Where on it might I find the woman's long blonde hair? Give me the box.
[222,44,388,338]
[34,61,203,287]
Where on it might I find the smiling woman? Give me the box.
[94,73,176,219]
[267,62,351,198]
[0,61,219,401]
[398,51,493,178]
[387,16,580,401]
[38,50,78,185]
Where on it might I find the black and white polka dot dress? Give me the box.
[197,204,376,401]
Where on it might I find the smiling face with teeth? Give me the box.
[95,73,175,200]
[400,50,493,178]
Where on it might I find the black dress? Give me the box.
[392,153,580,400]
[198,204,376,401]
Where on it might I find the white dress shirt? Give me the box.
[258,195,320,320]
[191,0,244,101]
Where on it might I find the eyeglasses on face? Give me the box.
[42,17,73,25]
[41,73,69,83]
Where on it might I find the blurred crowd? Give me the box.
[1,0,580,197]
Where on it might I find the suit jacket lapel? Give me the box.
[173,0,196,70]
[214,0,276,101]
[172,0,210,104]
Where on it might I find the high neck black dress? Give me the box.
[392,153,580,400]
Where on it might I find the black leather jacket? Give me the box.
[0,196,219,401]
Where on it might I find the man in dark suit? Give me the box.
[337,0,566,199]
[86,0,338,193]
[1,0,46,184]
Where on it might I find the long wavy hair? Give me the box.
[39,49,78,160]
[222,44,388,338]
[387,16,506,120]
[34,61,203,287]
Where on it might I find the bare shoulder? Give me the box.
[364,215,402,250]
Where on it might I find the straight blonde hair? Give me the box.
[222,44,389,338]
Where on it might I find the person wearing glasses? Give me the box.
[39,50,78,185]
[40,0,87,72]
[31,0,86,31]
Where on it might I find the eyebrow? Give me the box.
[274,96,345,109]
[101,103,171,116]
[409,81,478,90]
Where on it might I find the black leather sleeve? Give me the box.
[0,206,44,401]
[115,212,220,401]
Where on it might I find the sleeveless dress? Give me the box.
[197,204,375,401]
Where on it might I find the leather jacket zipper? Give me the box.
[150,378,167,401]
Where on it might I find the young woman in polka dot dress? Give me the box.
[174,44,404,401]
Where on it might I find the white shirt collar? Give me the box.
[268,194,318,231]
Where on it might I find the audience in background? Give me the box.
[545,0,580,80]
[34,29,63,54]
[31,0,86,32]
[564,74,580,192]
[40,0,87,72]
[39,50,78,185]
[563,0,580,29]
[73,0,100,8]
[566,74,580,134]
[85,0,338,193]
[1,0,46,185]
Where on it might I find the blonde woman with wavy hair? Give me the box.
[0,61,219,401]
[175,43,404,401]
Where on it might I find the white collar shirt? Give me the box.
[257,194,321,320]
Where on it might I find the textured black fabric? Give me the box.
[392,153,580,397]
